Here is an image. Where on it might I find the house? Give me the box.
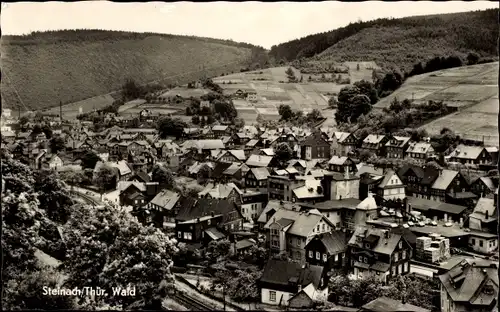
[360,297,430,312]
[305,231,348,273]
[217,150,247,164]
[256,200,302,231]
[268,175,305,201]
[176,213,226,246]
[247,92,259,103]
[321,171,360,201]
[265,208,335,263]
[331,132,357,157]
[182,139,225,159]
[398,165,440,199]
[198,183,243,204]
[430,169,472,204]
[292,179,325,204]
[147,189,182,223]
[467,231,498,255]
[439,259,498,312]
[384,136,411,159]
[343,194,379,231]
[470,176,497,198]
[259,259,328,307]
[375,169,406,201]
[246,154,279,168]
[328,156,357,174]
[449,145,492,166]
[298,199,361,229]
[95,160,133,181]
[211,125,231,138]
[175,198,244,234]
[348,228,412,283]
[119,182,147,209]
[128,172,151,184]
[245,167,270,189]
[360,134,389,156]
[468,198,497,234]
[405,142,435,163]
[300,131,331,160]
[240,190,268,222]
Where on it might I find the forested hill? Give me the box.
[269,9,498,71]
[1,30,266,111]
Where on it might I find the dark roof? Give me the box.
[307,230,348,254]
[276,218,295,227]
[260,259,324,288]
[398,164,439,185]
[302,131,329,147]
[129,171,151,183]
[211,162,233,179]
[361,296,430,312]
[175,198,239,222]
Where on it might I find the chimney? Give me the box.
[485,210,489,220]
[384,230,389,239]
[211,211,214,217]
[197,217,200,223]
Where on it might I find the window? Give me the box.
[398,264,402,275]
[309,251,313,258]
[359,256,363,262]
[364,257,368,263]
[317,225,320,231]
[471,238,476,245]
[480,240,484,247]
[402,250,406,259]
[342,253,345,258]
[297,240,301,247]
[177,232,182,238]
[322,224,325,231]
[335,254,339,261]
[404,262,409,273]
[183,232,192,240]
[394,252,399,262]
[399,241,403,249]
[207,219,211,225]
[316,252,320,260]
[327,212,330,218]
[392,266,396,276]
[269,291,276,302]
[323,254,327,262]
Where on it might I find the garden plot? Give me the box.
[311,83,346,94]
[464,97,499,114]
[160,87,209,98]
[447,85,498,102]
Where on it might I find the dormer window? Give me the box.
[365,243,370,249]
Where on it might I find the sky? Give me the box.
[2,1,498,49]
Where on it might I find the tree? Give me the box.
[307,109,323,122]
[197,165,211,184]
[49,136,65,153]
[356,63,360,71]
[191,115,200,125]
[93,165,118,199]
[467,52,480,65]
[80,151,101,169]
[278,104,294,121]
[239,245,268,268]
[122,78,144,101]
[275,142,293,163]
[157,117,188,139]
[233,117,245,130]
[62,204,179,308]
[34,170,74,223]
[335,86,371,124]
[285,67,296,81]
[354,80,379,104]
[205,239,231,264]
[151,165,175,189]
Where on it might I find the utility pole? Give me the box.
[59,100,63,121]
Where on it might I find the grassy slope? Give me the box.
[1,33,252,111]
[270,9,498,72]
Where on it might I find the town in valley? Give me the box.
[1,2,498,312]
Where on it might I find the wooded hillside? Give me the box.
[269,9,498,71]
[1,30,260,111]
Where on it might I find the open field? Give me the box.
[2,30,252,113]
[43,94,116,119]
[388,62,500,146]
[213,66,359,125]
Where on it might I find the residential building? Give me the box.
[300,131,331,160]
[268,175,304,201]
[406,197,469,223]
[439,259,498,312]
[360,134,389,156]
[240,190,268,222]
[469,197,497,234]
[331,132,358,157]
[398,165,440,199]
[305,231,348,272]
[348,228,412,283]
[259,259,328,307]
[175,214,226,246]
[470,176,497,198]
[292,178,325,204]
[246,154,280,168]
[405,142,435,163]
[385,135,411,159]
[375,169,406,201]
[449,145,493,166]
[328,156,357,174]
[430,169,472,203]
[245,167,270,189]
[217,150,247,164]
[211,125,231,138]
[147,189,182,223]
[265,208,335,263]
[342,195,379,231]
[298,199,361,230]
[256,200,301,231]
[321,171,360,201]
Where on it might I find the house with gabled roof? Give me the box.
[147,189,182,223]
[328,155,357,174]
[360,297,430,312]
[398,164,440,199]
[265,208,335,263]
[292,179,325,204]
[385,135,411,159]
[246,154,279,168]
[305,230,349,273]
[245,167,270,189]
[217,149,247,164]
[430,169,474,204]
[375,169,406,201]
[439,259,498,312]
[405,142,435,163]
[470,176,497,198]
[448,144,493,166]
[348,228,412,283]
[360,134,389,156]
[259,259,328,307]
[300,130,331,160]
[468,197,497,234]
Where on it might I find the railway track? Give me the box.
[172,292,214,311]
